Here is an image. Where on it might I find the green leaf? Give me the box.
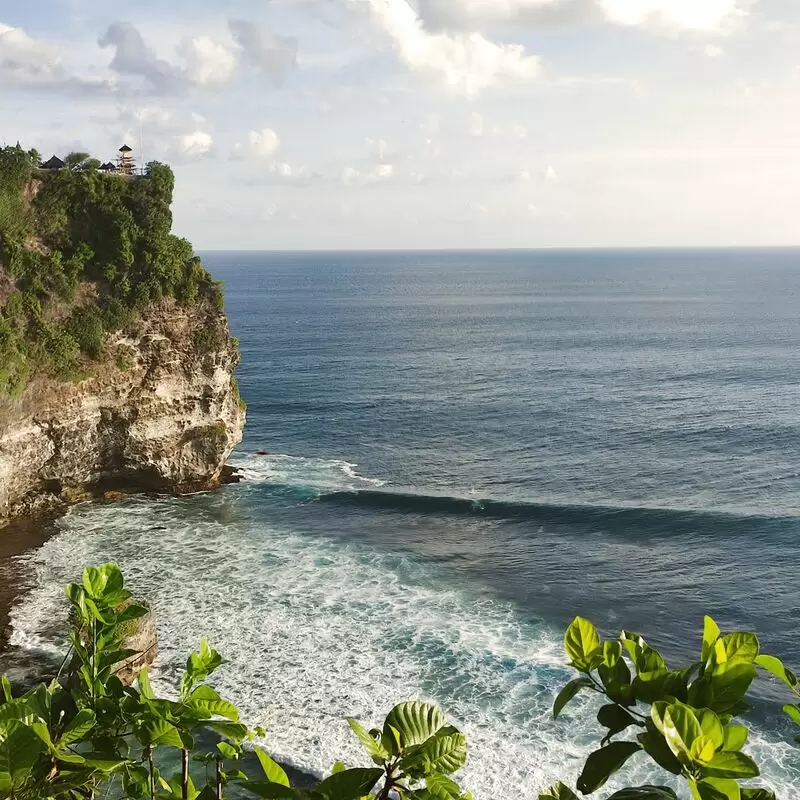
[313,767,383,800]
[382,723,403,756]
[598,656,633,704]
[347,718,389,762]
[82,563,124,599]
[721,725,748,752]
[207,721,248,742]
[138,667,154,700]
[661,702,701,760]
[218,741,238,759]
[637,729,683,775]
[607,788,678,800]
[783,703,800,726]
[553,678,593,719]
[576,742,642,794]
[708,663,757,713]
[58,708,96,747]
[538,783,579,800]
[80,753,128,773]
[718,634,759,666]
[139,718,184,749]
[0,676,11,703]
[384,701,446,750]
[635,646,667,678]
[601,641,623,667]
[620,631,646,662]
[401,727,467,777]
[188,685,240,721]
[255,748,290,787]
[741,790,776,800]
[331,761,347,774]
[83,596,110,624]
[755,654,797,687]
[691,778,741,800]
[702,617,721,662]
[696,709,724,751]
[565,617,601,670]
[117,603,149,623]
[186,640,224,683]
[700,751,759,780]
[424,773,468,799]
[597,704,640,741]
[0,721,43,789]
[239,782,302,799]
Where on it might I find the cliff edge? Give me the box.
[0,145,245,524]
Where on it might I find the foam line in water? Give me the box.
[6,495,800,798]
[231,452,385,491]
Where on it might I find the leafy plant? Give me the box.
[0,564,471,800]
[754,653,800,745]
[539,616,794,800]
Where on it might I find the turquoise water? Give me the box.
[6,250,800,797]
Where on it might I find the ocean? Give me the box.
[4,249,800,797]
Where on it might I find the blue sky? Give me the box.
[2,0,799,249]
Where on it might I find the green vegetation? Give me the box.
[2,567,799,799]
[540,616,800,800]
[0,564,470,799]
[0,143,224,395]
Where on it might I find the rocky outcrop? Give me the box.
[0,297,245,524]
[112,601,158,686]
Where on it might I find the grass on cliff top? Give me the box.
[0,144,225,397]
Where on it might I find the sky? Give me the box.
[1,0,799,249]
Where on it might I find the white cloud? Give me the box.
[342,163,395,186]
[0,22,113,92]
[229,18,297,81]
[545,165,558,182]
[178,36,236,86]
[704,44,725,58]
[599,0,749,31]
[99,22,237,93]
[263,161,319,186]
[234,128,281,160]
[172,130,214,161]
[417,0,753,33]
[99,22,183,92]
[353,0,541,96]
[0,22,59,80]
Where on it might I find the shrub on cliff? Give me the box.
[0,144,224,395]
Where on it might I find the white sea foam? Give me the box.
[230,452,386,490]
[5,471,800,798]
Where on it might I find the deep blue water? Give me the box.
[6,250,800,797]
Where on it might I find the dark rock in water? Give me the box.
[256,450,268,455]
[220,464,243,484]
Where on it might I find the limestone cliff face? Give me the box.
[0,298,245,523]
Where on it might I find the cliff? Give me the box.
[0,298,244,520]
[0,145,245,524]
